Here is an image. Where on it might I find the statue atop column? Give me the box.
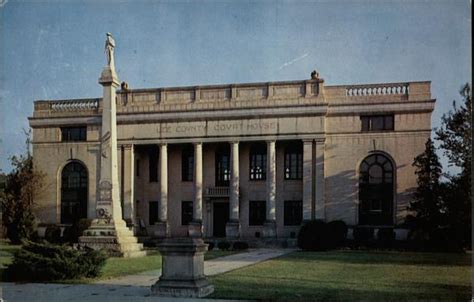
[105,32,116,69]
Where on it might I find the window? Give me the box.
[249,144,266,180]
[149,201,158,225]
[284,200,303,226]
[148,146,158,182]
[284,144,303,180]
[215,146,230,186]
[359,154,394,225]
[61,127,86,142]
[182,146,194,182]
[361,115,394,131]
[249,200,266,226]
[181,201,193,225]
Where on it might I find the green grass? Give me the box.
[0,242,21,268]
[209,250,471,301]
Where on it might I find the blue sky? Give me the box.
[0,0,471,172]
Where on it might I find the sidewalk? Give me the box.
[1,248,294,302]
[96,248,293,286]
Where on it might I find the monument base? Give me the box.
[151,237,214,298]
[188,221,203,238]
[225,220,240,238]
[78,219,146,258]
[150,221,169,238]
[263,220,277,238]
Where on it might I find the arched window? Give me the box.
[61,162,88,224]
[359,154,394,225]
[249,143,266,180]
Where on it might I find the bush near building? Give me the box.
[5,241,107,282]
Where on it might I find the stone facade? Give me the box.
[29,78,435,240]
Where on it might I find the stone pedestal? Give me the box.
[263,220,277,238]
[225,220,240,238]
[151,238,214,298]
[151,222,169,238]
[78,219,146,257]
[188,221,203,238]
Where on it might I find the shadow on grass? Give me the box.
[210,275,471,302]
[275,250,471,267]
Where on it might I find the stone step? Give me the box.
[116,236,139,244]
[118,242,144,252]
[121,250,148,258]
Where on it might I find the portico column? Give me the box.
[123,144,135,228]
[263,140,277,238]
[302,140,313,221]
[315,141,326,220]
[226,141,240,238]
[155,143,168,238]
[189,142,203,237]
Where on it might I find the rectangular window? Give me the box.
[249,147,267,180]
[182,147,194,182]
[149,201,158,225]
[61,127,87,142]
[360,115,394,131]
[284,147,303,180]
[284,200,303,226]
[148,146,158,182]
[181,201,193,225]
[249,200,266,226]
[216,150,230,186]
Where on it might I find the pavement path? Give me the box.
[1,248,294,302]
[96,248,293,286]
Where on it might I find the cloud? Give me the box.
[278,53,309,70]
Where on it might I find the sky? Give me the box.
[0,0,471,172]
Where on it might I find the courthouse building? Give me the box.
[29,74,435,240]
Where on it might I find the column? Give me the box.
[226,141,240,238]
[123,144,135,227]
[263,140,277,238]
[189,142,203,237]
[302,140,313,221]
[315,141,326,220]
[155,143,168,237]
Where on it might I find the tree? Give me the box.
[435,83,472,247]
[409,139,444,236]
[0,132,44,244]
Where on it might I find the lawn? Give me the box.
[209,250,471,301]
[0,242,239,281]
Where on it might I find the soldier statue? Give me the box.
[105,32,116,67]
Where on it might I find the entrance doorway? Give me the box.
[213,202,229,237]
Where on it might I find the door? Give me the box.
[213,202,229,237]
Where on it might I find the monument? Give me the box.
[78,33,145,257]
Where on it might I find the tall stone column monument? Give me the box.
[78,33,145,258]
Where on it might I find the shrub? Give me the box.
[377,228,396,247]
[327,220,348,248]
[297,220,328,251]
[217,241,231,251]
[232,241,249,250]
[205,241,215,251]
[353,227,374,245]
[63,219,92,243]
[5,241,107,282]
[44,225,61,244]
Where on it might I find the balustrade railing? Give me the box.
[345,83,409,97]
[205,187,230,197]
[50,99,100,111]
